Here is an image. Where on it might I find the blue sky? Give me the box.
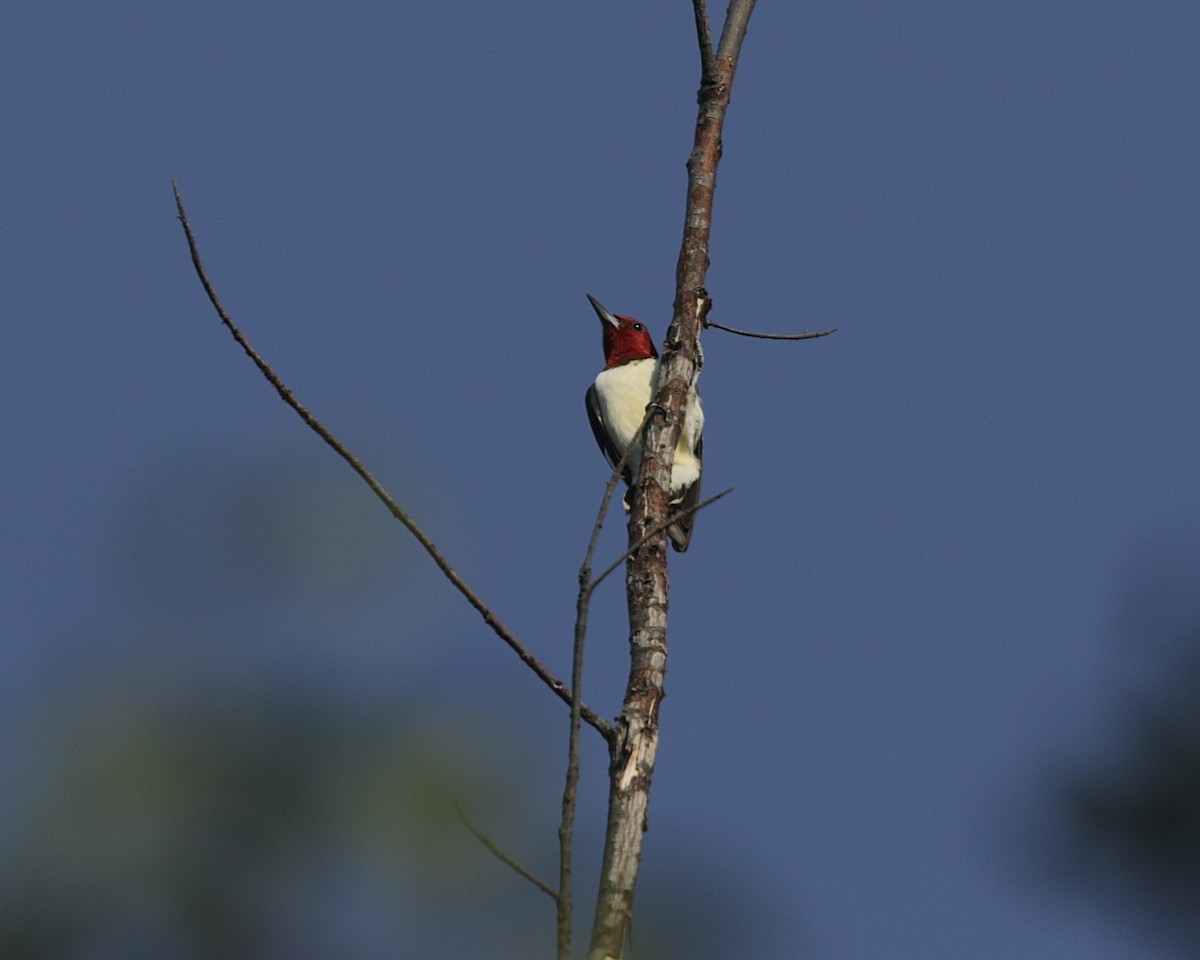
[3,2,1199,958]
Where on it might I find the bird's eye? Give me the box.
[632,323,644,332]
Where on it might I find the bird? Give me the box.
[584,294,704,552]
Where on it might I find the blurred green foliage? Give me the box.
[0,453,758,959]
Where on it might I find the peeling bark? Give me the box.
[588,4,757,958]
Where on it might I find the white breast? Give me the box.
[593,358,655,476]
[593,358,703,500]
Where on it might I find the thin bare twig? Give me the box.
[580,428,642,593]
[715,0,757,62]
[705,318,838,340]
[171,181,612,740]
[453,800,557,900]
[693,0,717,82]
[590,487,732,592]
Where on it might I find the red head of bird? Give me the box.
[584,294,704,552]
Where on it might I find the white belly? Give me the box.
[593,358,703,499]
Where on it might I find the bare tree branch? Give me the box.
[557,439,638,960]
[171,181,613,741]
[588,3,758,955]
[453,800,558,900]
[715,0,757,62]
[706,318,838,340]
[693,0,717,82]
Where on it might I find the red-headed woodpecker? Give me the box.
[585,294,704,552]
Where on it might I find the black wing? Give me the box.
[586,384,633,484]
[668,434,701,552]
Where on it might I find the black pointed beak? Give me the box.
[586,293,620,329]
